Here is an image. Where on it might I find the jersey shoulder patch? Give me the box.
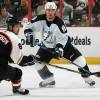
[31,14,46,23]
[53,16,67,33]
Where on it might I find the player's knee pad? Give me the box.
[12,68,22,81]
[38,65,54,80]
[73,56,86,68]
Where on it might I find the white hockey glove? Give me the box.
[54,44,64,59]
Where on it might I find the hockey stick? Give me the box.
[50,64,100,76]
[34,44,100,77]
[62,57,100,76]
[35,59,79,74]
[34,56,100,77]
[48,63,80,74]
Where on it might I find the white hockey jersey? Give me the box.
[30,14,68,48]
[0,31,23,64]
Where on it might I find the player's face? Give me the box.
[13,24,20,35]
[46,9,56,21]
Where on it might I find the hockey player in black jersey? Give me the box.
[0,17,35,95]
[24,2,95,87]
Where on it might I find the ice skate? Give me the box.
[39,77,55,88]
[13,87,29,95]
[83,77,95,86]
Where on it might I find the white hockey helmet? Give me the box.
[45,2,57,10]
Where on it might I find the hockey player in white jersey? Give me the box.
[0,17,35,95]
[24,2,95,87]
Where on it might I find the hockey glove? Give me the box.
[19,55,36,66]
[24,29,34,46]
[26,54,36,66]
[54,44,64,59]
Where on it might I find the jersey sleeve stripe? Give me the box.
[17,53,24,65]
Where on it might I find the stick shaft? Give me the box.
[48,63,80,74]
[35,45,100,76]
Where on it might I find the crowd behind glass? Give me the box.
[0,0,100,27]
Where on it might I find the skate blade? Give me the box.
[40,85,55,88]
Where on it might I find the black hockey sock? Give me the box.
[12,80,29,95]
[78,64,90,77]
[12,80,21,89]
[38,65,54,80]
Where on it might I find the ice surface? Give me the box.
[0,64,100,100]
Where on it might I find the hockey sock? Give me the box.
[11,80,21,89]
[78,64,90,77]
[38,65,54,80]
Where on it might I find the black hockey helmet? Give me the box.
[6,17,20,26]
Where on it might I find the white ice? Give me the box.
[0,64,100,100]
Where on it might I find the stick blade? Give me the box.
[95,72,100,77]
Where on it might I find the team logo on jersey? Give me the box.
[43,31,52,40]
[61,25,67,33]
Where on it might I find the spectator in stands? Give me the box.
[9,0,21,15]
[0,0,10,8]
[63,0,73,26]
[92,13,100,26]
[3,0,10,8]
[31,0,43,10]
[31,9,37,18]
[37,0,47,15]
[0,0,4,7]
[77,11,88,26]
[12,0,28,21]
[0,4,13,27]
[92,0,100,15]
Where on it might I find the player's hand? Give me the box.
[54,47,63,59]
[27,54,36,65]
[21,55,36,66]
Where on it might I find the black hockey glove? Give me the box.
[54,44,64,59]
[26,55,36,66]
[19,55,36,66]
[24,29,34,47]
